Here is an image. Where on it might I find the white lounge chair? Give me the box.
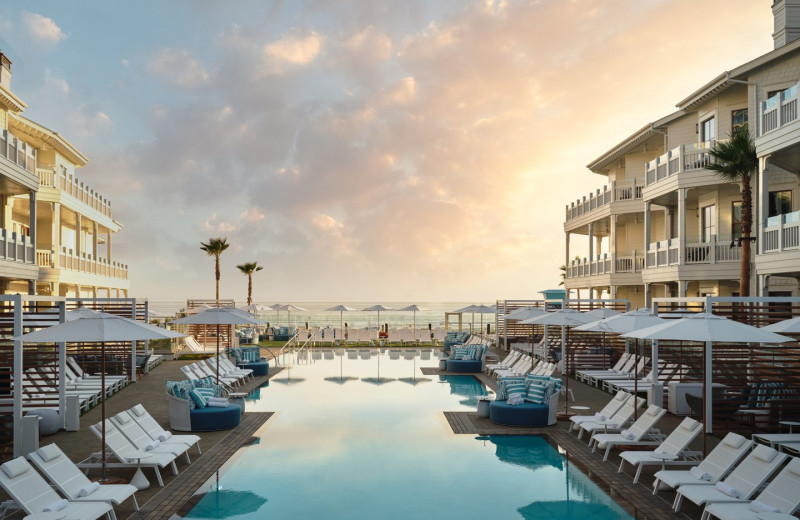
[652,433,753,496]
[0,456,114,520]
[590,404,668,461]
[126,404,201,454]
[199,359,247,386]
[618,417,703,483]
[751,433,800,449]
[577,395,646,441]
[703,457,800,520]
[576,353,632,383]
[29,443,139,516]
[109,412,192,464]
[89,420,179,487]
[484,350,522,374]
[672,444,788,513]
[569,391,631,432]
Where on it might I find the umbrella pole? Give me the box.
[216,325,220,385]
[101,341,107,482]
[562,325,568,415]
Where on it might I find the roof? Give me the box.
[0,83,26,112]
[8,113,89,167]
[586,110,684,173]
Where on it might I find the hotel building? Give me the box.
[564,0,800,305]
[0,52,129,298]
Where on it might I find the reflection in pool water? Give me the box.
[184,350,634,520]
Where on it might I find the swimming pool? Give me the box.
[179,350,635,520]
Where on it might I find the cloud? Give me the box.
[147,47,209,88]
[22,12,66,44]
[263,30,323,72]
[43,69,69,94]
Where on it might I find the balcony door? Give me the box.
[701,204,716,243]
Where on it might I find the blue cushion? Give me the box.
[190,389,208,409]
[489,400,549,427]
[452,347,469,359]
[445,359,482,373]
[189,404,242,431]
[505,382,527,399]
[496,377,526,400]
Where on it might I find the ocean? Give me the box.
[147,301,497,331]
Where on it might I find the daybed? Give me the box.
[166,379,241,432]
[488,375,561,427]
[443,331,470,352]
[228,346,269,376]
[446,344,488,373]
[271,326,297,342]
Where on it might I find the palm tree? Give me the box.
[237,262,263,306]
[200,237,230,301]
[706,126,758,296]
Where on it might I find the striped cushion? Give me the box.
[452,347,469,360]
[525,383,547,404]
[525,374,549,387]
[496,377,526,400]
[504,382,527,400]
[189,389,208,409]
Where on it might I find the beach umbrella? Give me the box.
[761,316,800,333]
[505,307,549,321]
[397,304,427,339]
[453,304,496,335]
[171,307,264,384]
[583,308,621,320]
[276,304,307,327]
[324,305,358,336]
[521,309,595,415]
[362,304,393,330]
[16,309,185,481]
[623,312,793,447]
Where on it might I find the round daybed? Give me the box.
[489,401,551,427]
[445,359,482,373]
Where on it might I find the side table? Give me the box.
[228,392,247,415]
[126,451,153,490]
[477,398,491,418]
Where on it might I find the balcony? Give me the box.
[645,236,741,268]
[645,144,714,186]
[0,129,36,174]
[566,251,645,279]
[0,229,35,264]
[565,179,643,222]
[36,247,128,280]
[762,210,800,253]
[37,168,113,218]
[760,84,798,136]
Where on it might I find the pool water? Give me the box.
[182,350,635,520]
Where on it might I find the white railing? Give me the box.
[761,83,799,135]
[615,252,645,273]
[0,229,35,264]
[0,129,36,174]
[565,178,643,221]
[37,167,113,218]
[763,210,800,252]
[36,247,128,280]
[646,236,740,268]
[645,143,714,186]
[566,252,646,279]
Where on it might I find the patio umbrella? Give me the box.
[521,309,595,415]
[453,304,496,335]
[171,307,264,384]
[16,310,185,481]
[583,308,621,320]
[324,305,358,337]
[362,304,393,330]
[276,304,307,328]
[397,304,427,340]
[623,312,793,448]
[761,316,800,333]
[505,307,549,321]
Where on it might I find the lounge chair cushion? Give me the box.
[489,400,550,427]
[496,377,526,400]
[1,458,29,478]
[752,444,778,463]
[749,501,780,513]
[37,444,61,462]
[130,404,147,417]
[189,403,242,431]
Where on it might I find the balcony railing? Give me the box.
[646,235,741,268]
[0,229,34,264]
[37,168,113,218]
[762,210,800,253]
[566,251,644,279]
[565,179,643,221]
[36,247,128,280]
[645,143,714,186]
[0,129,36,174]
[761,83,799,136]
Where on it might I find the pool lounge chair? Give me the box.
[0,456,114,520]
[576,353,632,383]
[67,357,128,390]
[125,404,201,454]
[569,391,631,432]
[672,444,788,513]
[652,433,753,496]
[88,420,179,487]
[577,395,646,441]
[586,356,648,388]
[590,404,668,461]
[109,412,193,464]
[618,417,703,483]
[703,457,800,520]
[484,351,522,374]
[751,432,800,449]
[492,357,532,379]
[197,359,247,387]
[29,443,139,517]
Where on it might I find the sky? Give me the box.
[0,0,776,303]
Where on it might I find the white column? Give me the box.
[678,189,687,264]
[644,202,652,267]
[758,158,769,255]
[588,223,594,263]
[610,216,617,272]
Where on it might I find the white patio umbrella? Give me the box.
[505,307,549,321]
[761,316,800,334]
[623,312,793,447]
[397,304,427,339]
[583,308,621,320]
[241,303,270,315]
[171,307,264,383]
[521,309,595,415]
[275,304,307,327]
[362,304,393,330]
[324,305,358,336]
[16,309,185,481]
[453,304,496,335]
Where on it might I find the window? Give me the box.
[701,204,716,242]
[768,190,792,217]
[731,201,743,239]
[700,117,716,144]
[731,109,748,132]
